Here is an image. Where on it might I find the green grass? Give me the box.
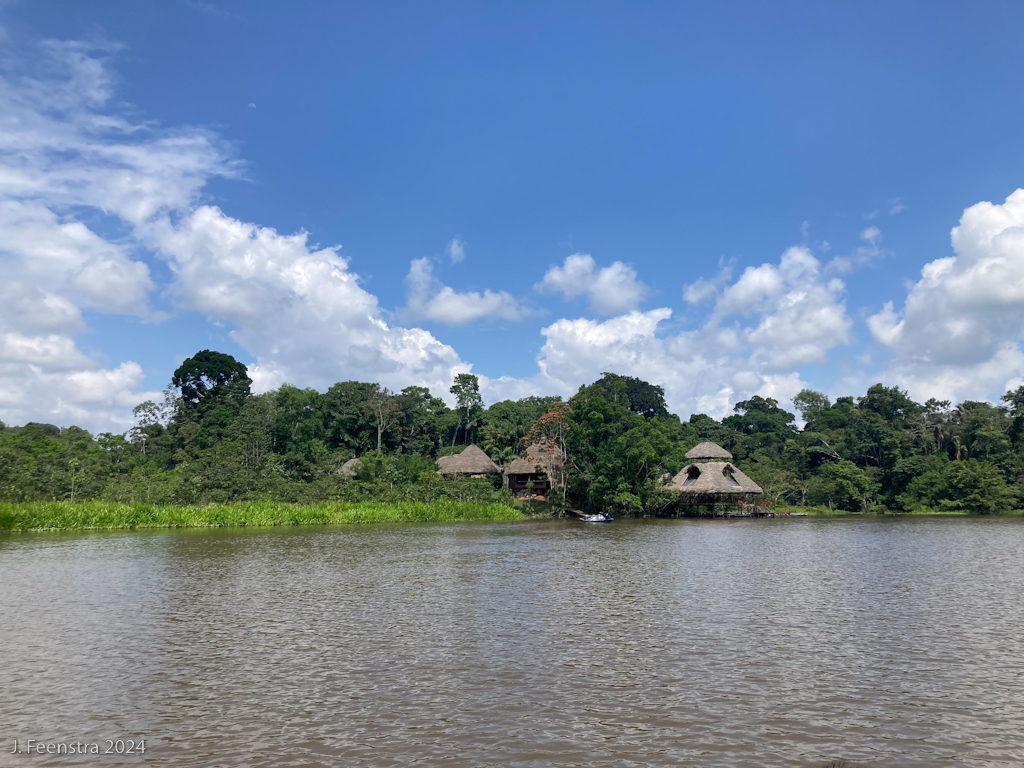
[0,499,527,532]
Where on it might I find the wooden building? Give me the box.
[503,441,562,497]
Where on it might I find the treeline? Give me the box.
[1,349,1022,514]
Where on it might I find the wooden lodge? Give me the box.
[503,441,562,498]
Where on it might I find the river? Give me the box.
[2,517,1023,767]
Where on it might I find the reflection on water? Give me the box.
[2,518,1024,767]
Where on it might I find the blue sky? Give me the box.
[3,1,1024,431]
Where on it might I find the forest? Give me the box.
[1,349,1022,515]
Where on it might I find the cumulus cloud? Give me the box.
[145,213,471,393]
[14,27,1020,434]
[401,258,528,326]
[485,246,851,418]
[0,34,471,429]
[0,332,156,431]
[0,38,200,431]
[868,189,1024,402]
[716,246,852,371]
[536,253,649,315]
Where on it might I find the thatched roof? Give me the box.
[436,444,501,476]
[685,441,733,460]
[337,458,361,478]
[504,442,562,476]
[664,461,762,495]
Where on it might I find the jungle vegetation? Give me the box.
[1,349,1022,517]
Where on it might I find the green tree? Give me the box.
[171,350,251,413]
[364,385,401,451]
[395,386,449,455]
[450,373,483,446]
[808,460,876,512]
[793,389,831,427]
[323,381,377,454]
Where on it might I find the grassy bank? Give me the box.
[0,499,527,532]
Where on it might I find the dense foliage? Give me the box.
[1,350,1022,515]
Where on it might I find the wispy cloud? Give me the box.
[447,237,465,264]
[825,225,890,275]
[183,1,232,19]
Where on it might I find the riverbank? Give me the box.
[0,499,526,532]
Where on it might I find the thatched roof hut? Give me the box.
[436,444,501,477]
[685,441,733,461]
[504,441,562,477]
[337,457,361,479]
[664,461,762,496]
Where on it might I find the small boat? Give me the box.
[581,513,613,523]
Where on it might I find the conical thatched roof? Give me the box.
[337,457,361,478]
[685,441,733,460]
[664,461,762,495]
[504,442,562,476]
[436,444,501,476]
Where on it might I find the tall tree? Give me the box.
[395,386,449,455]
[323,381,377,454]
[171,350,251,412]
[365,385,401,451]
[450,373,483,446]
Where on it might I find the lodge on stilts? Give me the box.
[662,441,779,517]
[503,441,563,499]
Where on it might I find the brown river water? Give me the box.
[1,517,1023,767]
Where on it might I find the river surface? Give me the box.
[2,517,1024,767]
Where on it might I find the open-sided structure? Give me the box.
[664,441,764,513]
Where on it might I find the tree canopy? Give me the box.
[1,355,1021,516]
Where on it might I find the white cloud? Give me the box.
[0,201,154,314]
[0,282,83,335]
[0,331,157,431]
[868,188,1024,403]
[485,246,851,417]
[536,253,649,315]
[861,226,881,244]
[144,211,471,396]
[447,237,465,264]
[14,28,1022,435]
[710,246,852,371]
[825,225,888,275]
[0,34,471,429]
[401,257,527,326]
[683,261,733,305]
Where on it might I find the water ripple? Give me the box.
[2,518,1023,767]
